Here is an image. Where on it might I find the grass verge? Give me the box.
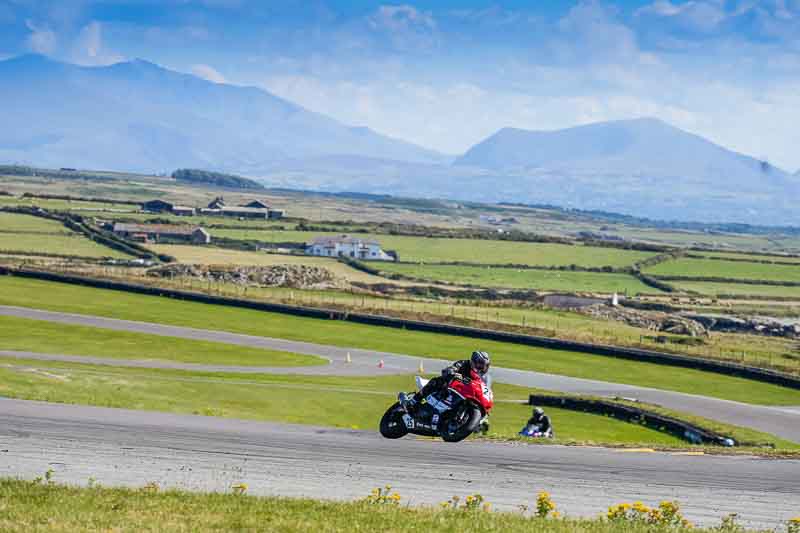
[3,357,795,450]
[0,315,324,367]
[1,277,799,406]
[0,479,738,533]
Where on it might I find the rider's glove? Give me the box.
[441,367,455,377]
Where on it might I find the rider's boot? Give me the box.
[398,392,419,412]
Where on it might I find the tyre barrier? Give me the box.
[2,265,800,392]
[528,394,736,446]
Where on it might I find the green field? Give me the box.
[0,212,71,233]
[2,277,799,406]
[0,212,129,259]
[0,196,139,212]
[0,315,323,367]
[137,275,800,374]
[645,257,800,283]
[0,479,728,533]
[648,257,800,282]
[212,229,656,268]
[376,263,654,293]
[675,281,800,298]
[692,251,800,264]
[0,232,130,258]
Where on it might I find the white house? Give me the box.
[306,235,396,261]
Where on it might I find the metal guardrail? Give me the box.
[528,394,736,446]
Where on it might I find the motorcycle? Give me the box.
[518,424,554,439]
[379,370,494,443]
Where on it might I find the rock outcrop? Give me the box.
[147,263,341,289]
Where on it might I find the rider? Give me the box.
[526,407,552,435]
[401,350,491,411]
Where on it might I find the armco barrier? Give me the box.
[3,266,800,391]
[528,394,735,446]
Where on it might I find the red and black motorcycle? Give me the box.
[379,370,494,443]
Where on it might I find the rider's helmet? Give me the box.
[533,407,544,418]
[470,350,491,376]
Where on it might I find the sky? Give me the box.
[1,0,799,171]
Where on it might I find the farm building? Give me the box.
[243,200,270,209]
[113,223,211,244]
[142,199,174,213]
[199,206,269,219]
[171,205,196,216]
[306,235,396,261]
[207,197,226,209]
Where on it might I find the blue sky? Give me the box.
[2,0,799,170]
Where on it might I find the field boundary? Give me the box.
[0,206,167,262]
[527,394,735,446]
[685,253,800,267]
[654,274,800,287]
[2,265,800,390]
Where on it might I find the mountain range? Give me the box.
[0,54,798,225]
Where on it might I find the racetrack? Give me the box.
[0,399,797,529]
[2,305,799,442]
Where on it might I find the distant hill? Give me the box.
[172,168,263,190]
[449,118,799,225]
[0,55,444,175]
[1,55,798,224]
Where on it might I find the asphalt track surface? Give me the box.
[1,398,798,528]
[2,305,800,443]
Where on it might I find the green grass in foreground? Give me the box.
[0,479,733,533]
[376,263,654,293]
[2,277,800,406]
[0,315,324,367]
[645,257,800,283]
[0,358,686,446]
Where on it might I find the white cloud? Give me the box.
[191,63,227,83]
[78,21,101,58]
[25,19,57,55]
[71,21,123,65]
[636,1,727,33]
[366,4,439,52]
[552,1,640,63]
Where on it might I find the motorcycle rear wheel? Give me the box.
[439,404,482,443]
[379,402,409,439]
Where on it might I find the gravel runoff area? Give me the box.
[0,399,798,529]
[1,305,799,443]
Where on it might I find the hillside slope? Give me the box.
[449,118,799,224]
[0,55,444,174]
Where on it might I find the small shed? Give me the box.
[142,199,174,213]
[172,205,196,216]
[243,200,270,209]
[207,197,226,209]
[113,223,211,244]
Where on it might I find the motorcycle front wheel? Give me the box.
[379,402,409,439]
[439,404,482,443]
